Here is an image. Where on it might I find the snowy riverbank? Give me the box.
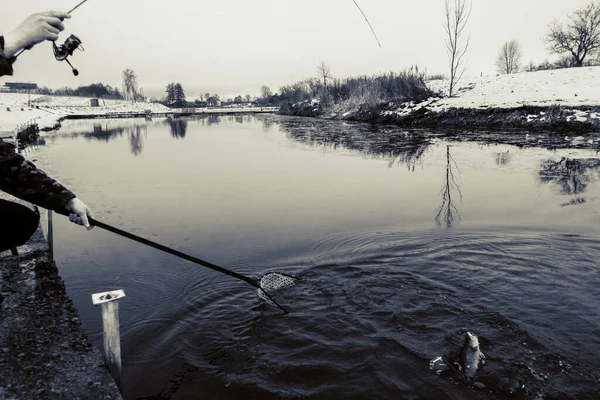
[284,67,600,132]
[0,94,172,134]
[0,94,277,136]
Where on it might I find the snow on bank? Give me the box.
[366,67,600,128]
[425,66,600,110]
[0,93,170,133]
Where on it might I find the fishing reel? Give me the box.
[53,34,84,76]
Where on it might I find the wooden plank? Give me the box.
[101,301,122,382]
[92,290,126,388]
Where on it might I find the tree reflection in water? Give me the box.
[166,118,188,139]
[435,145,462,228]
[539,157,600,206]
[207,115,221,126]
[275,118,433,171]
[79,123,149,155]
[495,150,511,166]
[86,124,125,142]
[128,125,147,156]
[261,118,275,132]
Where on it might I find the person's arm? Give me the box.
[0,11,71,76]
[0,36,15,76]
[0,141,93,229]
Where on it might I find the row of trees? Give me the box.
[269,63,431,110]
[444,0,600,96]
[165,83,186,107]
[35,68,142,101]
[37,83,125,99]
[163,86,259,108]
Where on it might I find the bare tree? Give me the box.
[496,40,523,74]
[136,87,146,102]
[260,85,272,99]
[122,68,139,102]
[317,61,332,97]
[443,0,471,97]
[546,1,600,67]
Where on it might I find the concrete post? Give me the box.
[92,290,126,387]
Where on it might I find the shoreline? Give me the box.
[280,100,600,134]
[0,192,122,399]
[279,67,600,134]
[0,92,279,136]
[345,104,600,133]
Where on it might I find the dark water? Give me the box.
[29,116,600,399]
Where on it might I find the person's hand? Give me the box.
[66,198,94,230]
[3,11,71,58]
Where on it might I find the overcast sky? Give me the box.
[0,0,593,99]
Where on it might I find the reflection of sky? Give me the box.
[31,116,600,295]
[35,117,600,250]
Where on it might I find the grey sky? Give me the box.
[0,0,592,99]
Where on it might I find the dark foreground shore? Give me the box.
[0,194,121,399]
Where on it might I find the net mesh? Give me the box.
[257,273,296,307]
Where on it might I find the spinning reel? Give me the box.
[53,34,84,76]
[13,33,84,77]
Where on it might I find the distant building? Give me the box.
[206,97,221,107]
[3,82,38,92]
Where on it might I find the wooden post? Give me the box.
[92,290,126,387]
[47,209,54,261]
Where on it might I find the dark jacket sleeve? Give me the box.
[0,55,13,76]
[0,36,15,76]
[0,141,75,214]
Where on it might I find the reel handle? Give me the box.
[65,58,79,76]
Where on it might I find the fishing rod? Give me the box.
[84,216,296,314]
[68,0,90,14]
[13,0,378,76]
[352,0,382,48]
[13,0,90,75]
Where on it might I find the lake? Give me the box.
[29,115,600,399]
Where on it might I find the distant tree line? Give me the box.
[37,83,124,99]
[264,64,431,111]
[34,68,148,101]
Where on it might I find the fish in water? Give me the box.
[462,332,485,378]
[430,331,486,381]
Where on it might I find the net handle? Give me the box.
[90,217,292,313]
[56,213,290,312]
[87,216,261,287]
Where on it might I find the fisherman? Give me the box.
[1,11,93,255]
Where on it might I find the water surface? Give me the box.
[30,115,600,399]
